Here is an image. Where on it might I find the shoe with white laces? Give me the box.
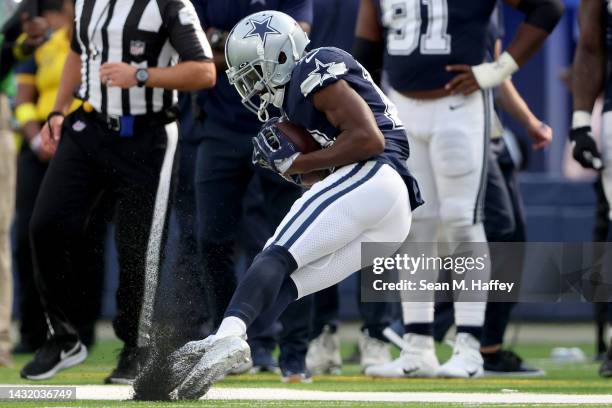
[364,334,439,378]
[306,325,342,375]
[359,331,392,371]
[438,333,484,378]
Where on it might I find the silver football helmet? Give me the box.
[225,11,310,121]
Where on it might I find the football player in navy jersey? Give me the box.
[354,0,562,378]
[192,0,314,382]
[570,0,612,378]
[163,11,422,399]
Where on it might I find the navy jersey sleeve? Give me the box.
[163,0,213,61]
[280,0,313,25]
[295,48,352,98]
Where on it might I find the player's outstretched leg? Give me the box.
[168,162,411,398]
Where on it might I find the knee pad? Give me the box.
[439,200,475,229]
[441,222,487,243]
[436,131,477,178]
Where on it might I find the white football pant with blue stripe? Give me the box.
[390,90,492,329]
[267,160,412,299]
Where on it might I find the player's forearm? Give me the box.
[573,52,605,113]
[501,0,564,65]
[497,79,537,129]
[289,130,385,174]
[148,61,216,91]
[572,1,605,113]
[53,50,81,114]
[504,24,548,67]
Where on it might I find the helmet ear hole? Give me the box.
[278,52,287,64]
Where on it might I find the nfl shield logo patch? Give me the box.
[130,40,146,56]
[72,120,86,132]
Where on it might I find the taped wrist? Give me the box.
[517,0,564,33]
[472,51,519,89]
[353,37,384,85]
[572,111,592,130]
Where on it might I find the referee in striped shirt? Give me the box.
[21,0,215,381]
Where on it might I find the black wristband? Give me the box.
[47,111,65,122]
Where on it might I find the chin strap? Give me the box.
[258,87,286,122]
[258,108,270,122]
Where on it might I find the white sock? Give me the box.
[455,302,486,327]
[215,316,247,339]
[402,302,434,325]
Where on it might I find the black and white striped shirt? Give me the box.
[71,0,212,116]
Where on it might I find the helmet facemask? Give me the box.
[227,57,286,122]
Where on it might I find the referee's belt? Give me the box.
[84,104,178,132]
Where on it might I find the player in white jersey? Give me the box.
[354,0,563,378]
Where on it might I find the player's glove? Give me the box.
[252,119,300,176]
[570,126,603,170]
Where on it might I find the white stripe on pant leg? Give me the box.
[274,162,375,247]
[137,122,178,347]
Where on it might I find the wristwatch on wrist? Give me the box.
[136,68,149,87]
[208,29,227,51]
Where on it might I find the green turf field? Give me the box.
[0,338,610,406]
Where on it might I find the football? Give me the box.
[277,120,320,154]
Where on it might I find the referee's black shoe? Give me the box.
[483,350,544,377]
[20,337,87,380]
[105,346,146,385]
[599,345,612,377]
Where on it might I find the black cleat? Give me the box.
[105,346,147,385]
[21,337,87,380]
[483,349,544,377]
[599,347,612,378]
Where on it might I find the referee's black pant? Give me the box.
[30,107,178,348]
[15,144,106,349]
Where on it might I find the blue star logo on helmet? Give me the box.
[242,16,281,45]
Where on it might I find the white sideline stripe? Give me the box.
[2,385,612,404]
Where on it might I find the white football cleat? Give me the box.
[306,326,342,375]
[438,333,484,378]
[359,331,392,371]
[364,333,439,378]
[170,336,251,400]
